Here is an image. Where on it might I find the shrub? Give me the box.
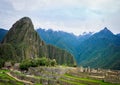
[19,60,31,70]
[39,57,48,66]
[50,59,57,66]
[19,57,57,70]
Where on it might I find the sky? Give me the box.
[0,0,120,35]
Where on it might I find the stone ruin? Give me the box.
[76,66,120,84]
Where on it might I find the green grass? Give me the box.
[63,74,120,85]
[12,70,55,85]
[35,83,42,85]
[0,69,24,85]
[60,78,86,85]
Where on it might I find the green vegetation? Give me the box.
[35,84,42,85]
[0,59,5,68]
[60,73,120,85]
[37,28,120,70]
[0,70,24,85]
[60,78,85,85]
[20,57,57,70]
[47,44,75,66]
[0,68,119,85]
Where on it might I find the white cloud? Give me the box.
[0,0,120,35]
[8,0,120,12]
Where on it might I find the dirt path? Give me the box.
[6,72,34,85]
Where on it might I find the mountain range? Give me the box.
[0,17,75,66]
[36,27,120,70]
[0,20,120,70]
[77,28,120,69]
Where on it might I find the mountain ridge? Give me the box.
[37,27,120,70]
[77,27,120,69]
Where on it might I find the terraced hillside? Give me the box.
[60,74,112,85]
[4,67,120,85]
[61,70,120,85]
[0,70,24,85]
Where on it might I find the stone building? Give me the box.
[14,63,20,70]
[4,62,12,69]
[79,66,84,72]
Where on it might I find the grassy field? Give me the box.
[0,70,24,85]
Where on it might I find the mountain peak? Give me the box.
[13,17,32,25]
[20,17,31,21]
[21,16,31,20]
[92,27,114,39]
[99,27,113,35]
[12,16,33,29]
[104,27,108,30]
[2,17,37,44]
[102,27,111,32]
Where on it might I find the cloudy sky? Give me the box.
[0,0,120,35]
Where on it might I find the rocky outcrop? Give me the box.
[0,17,45,61]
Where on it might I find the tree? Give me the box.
[19,57,57,70]
[0,59,5,68]
[19,60,31,70]
[50,59,57,66]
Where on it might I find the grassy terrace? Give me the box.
[0,70,24,85]
[60,73,120,85]
[0,69,120,85]
[9,70,57,85]
[0,69,43,85]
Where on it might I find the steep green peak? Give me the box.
[11,17,34,31]
[2,17,40,44]
[17,17,32,25]
[20,17,31,21]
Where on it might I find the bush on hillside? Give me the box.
[19,60,32,70]
[50,59,57,66]
[19,57,57,70]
